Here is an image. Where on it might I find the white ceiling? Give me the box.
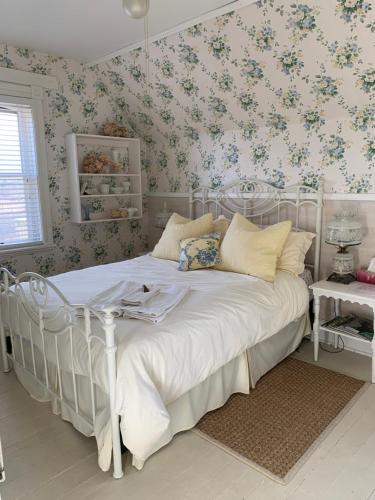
[0,0,239,63]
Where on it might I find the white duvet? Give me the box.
[42,255,309,467]
[7,255,309,470]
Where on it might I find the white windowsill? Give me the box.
[0,243,55,257]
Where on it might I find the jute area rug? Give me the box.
[195,357,366,484]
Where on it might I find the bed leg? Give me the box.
[103,311,124,479]
[0,319,10,373]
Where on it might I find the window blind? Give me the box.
[0,99,43,248]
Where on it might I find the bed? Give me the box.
[0,179,323,479]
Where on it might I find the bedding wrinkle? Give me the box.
[12,255,309,469]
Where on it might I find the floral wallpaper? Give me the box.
[0,44,147,277]
[108,0,375,194]
[0,0,374,276]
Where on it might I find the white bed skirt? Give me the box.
[247,312,309,388]
[132,312,309,469]
[11,312,309,471]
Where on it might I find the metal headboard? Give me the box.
[189,178,324,282]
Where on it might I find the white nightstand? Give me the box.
[310,280,375,383]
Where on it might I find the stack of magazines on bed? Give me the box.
[322,314,374,341]
[86,281,189,324]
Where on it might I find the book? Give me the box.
[322,314,374,341]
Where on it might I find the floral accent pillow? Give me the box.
[178,233,221,271]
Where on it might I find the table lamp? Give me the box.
[325,211,362,284]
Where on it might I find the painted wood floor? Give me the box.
[1,343,375,500]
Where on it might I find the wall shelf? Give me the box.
[77,216,142,224]
[78,173,140,177]
[72,133,140,143]
[80,193,141,198]
[66,133,142,223]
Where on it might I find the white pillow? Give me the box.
[278,231,316,276]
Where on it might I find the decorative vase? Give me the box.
[99,183,110,195]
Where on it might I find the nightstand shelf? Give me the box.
[319,323,371,345]
[310,280,375,383]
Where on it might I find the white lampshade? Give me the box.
[325,211,362,247]
[123,0,150,18]
[325,211,362,281]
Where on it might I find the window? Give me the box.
[0,98,44,249]
[0,69,56,253]
[0,99,44,250]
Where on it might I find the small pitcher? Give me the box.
[128,207,138,218]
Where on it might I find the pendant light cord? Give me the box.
[144,13,150,86]
[143,12,150,168]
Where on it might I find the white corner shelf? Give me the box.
[78,173,141,177]
[80,193,141,198]
[73,133,140,143]
[66,133,142,224]
[79,216,142,224]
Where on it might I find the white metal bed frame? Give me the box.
[189,178,323,282]
[0,178,324,480]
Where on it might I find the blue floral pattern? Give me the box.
[1,0,374,275]
[0,44,147,276]
[178,233,221,271]
[104,0,374,196]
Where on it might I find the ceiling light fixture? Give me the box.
[122,0,150,19]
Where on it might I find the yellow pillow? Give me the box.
[231,214,315,276]
[152,212,214,261]
[216,213,292,282]
[169,213,230,239]
[166,213,190,225]
[217,213,315,276]
[213,215,230,243]
[227,213,259,232]
[160,213,229,244]
[278,231,315,275]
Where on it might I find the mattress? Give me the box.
[3,255,309,470]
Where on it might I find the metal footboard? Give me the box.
[0,268,124,479]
